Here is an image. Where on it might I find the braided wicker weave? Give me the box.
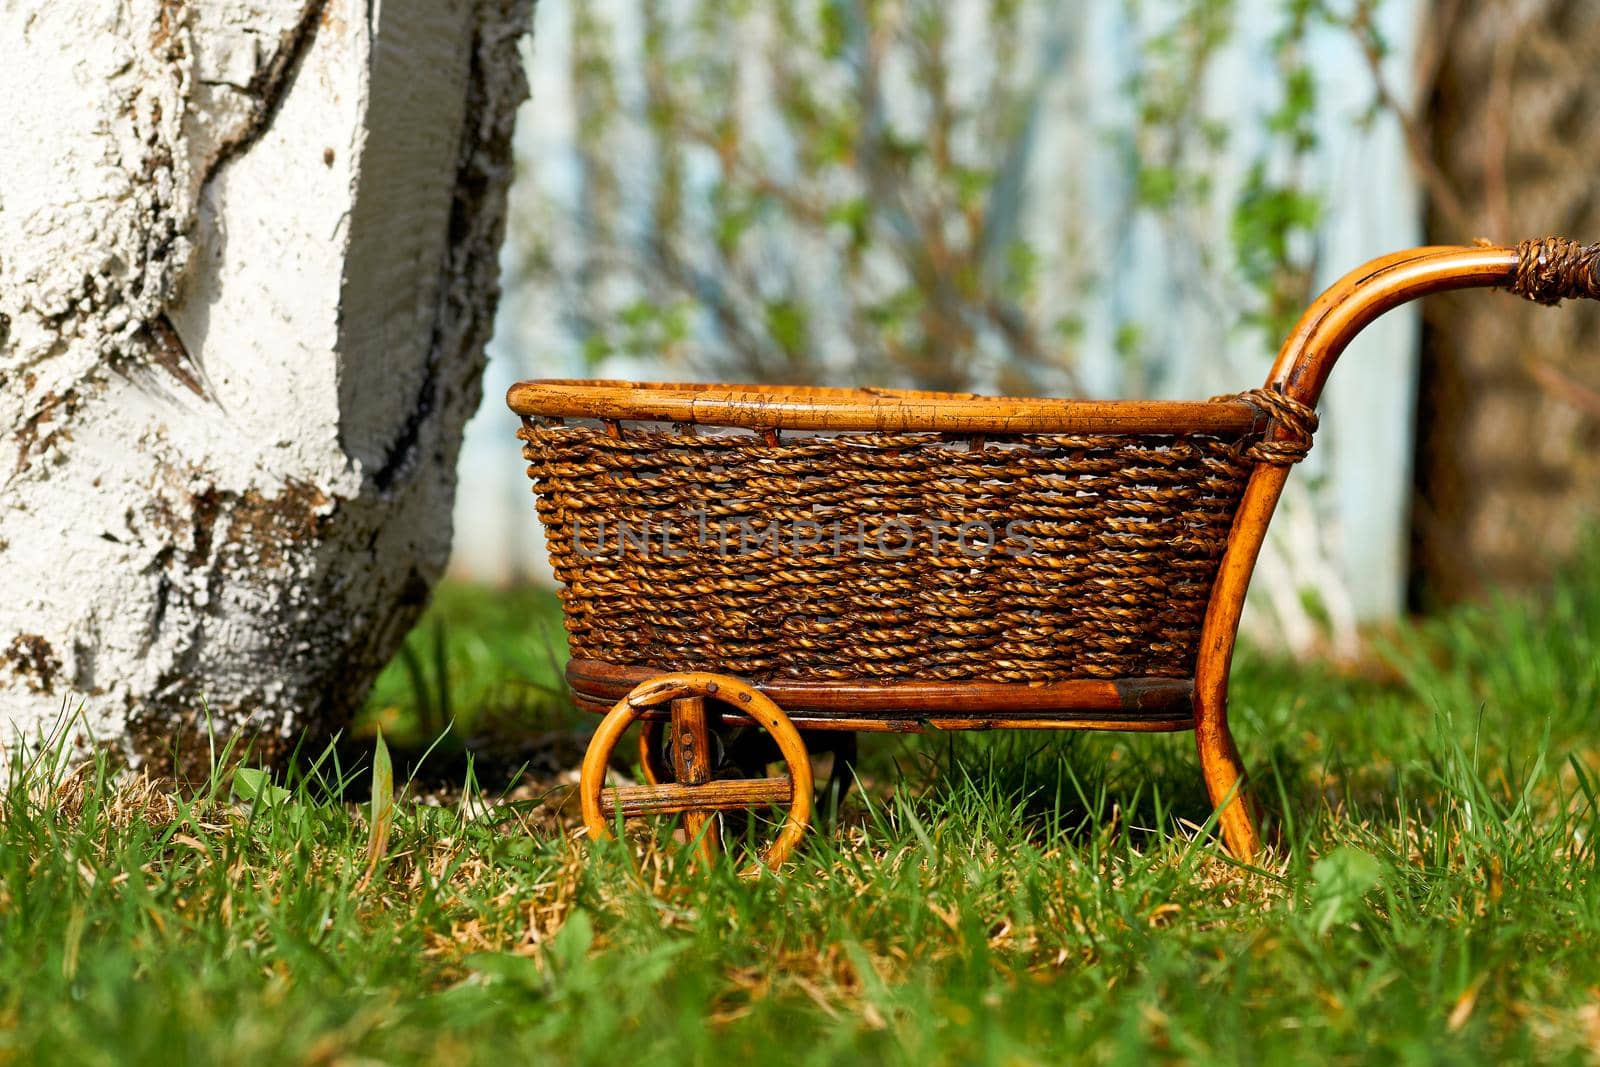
[509,239,1597,868]
[520,393,1310,685]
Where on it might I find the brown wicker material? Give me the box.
[1227,388,1319,465]
[1510,237,1600,305]
[519,389,1306,685]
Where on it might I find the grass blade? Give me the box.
[357,729,395,892]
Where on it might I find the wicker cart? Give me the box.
[508,239,1599,870]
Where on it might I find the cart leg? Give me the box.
[726,728,858,819]
[816,731,857,820]
[670,695,721,862]
[1195,710,1261,862]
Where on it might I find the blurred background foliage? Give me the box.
[514,0,1394,395]
[452,0,1600,651]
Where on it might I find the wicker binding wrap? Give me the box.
[517,386,1312,684]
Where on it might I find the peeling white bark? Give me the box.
[0,0,534,769]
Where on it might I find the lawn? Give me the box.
[3,553,1600,1065]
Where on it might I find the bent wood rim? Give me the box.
[567,659,1195,729]
[508,379,1267,436]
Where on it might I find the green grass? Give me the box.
[4,553,1600,1065]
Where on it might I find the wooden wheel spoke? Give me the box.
[599,776,794,818]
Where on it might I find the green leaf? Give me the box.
[232,767,292,809]
[1135,165,1182,210]
[545,909,595,976]
[357,729,395,891]
[462,952,543,990]
[764,299,808,356]
[1310,845,1383,934]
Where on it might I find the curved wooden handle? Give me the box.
[1267,238,1597,411]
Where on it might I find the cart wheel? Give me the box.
[580,672,814,874]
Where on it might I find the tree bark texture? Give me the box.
[1413,0,1600,604]
[0,0,535,771]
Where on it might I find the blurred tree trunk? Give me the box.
[0,0,534,772]
[1412,0,1600,605]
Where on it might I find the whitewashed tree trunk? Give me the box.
[0,0,534,771]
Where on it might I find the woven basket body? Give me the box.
[517,383,1267,685]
